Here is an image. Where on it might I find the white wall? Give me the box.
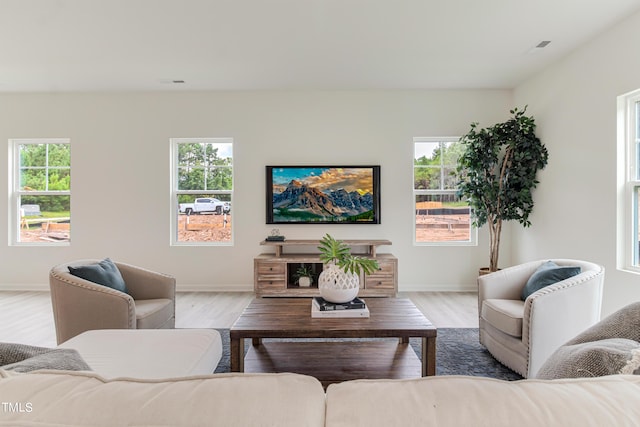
[0,90,512,291]
[514,10,640,315]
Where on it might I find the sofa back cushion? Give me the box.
[0,371,325,427]
[325,375,640,427]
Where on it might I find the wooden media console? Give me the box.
[254,239,397,298]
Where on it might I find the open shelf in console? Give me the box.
[286,262,323,290]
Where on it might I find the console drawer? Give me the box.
[364,277,396,289]
[257,279,286,289]
[256,263,285,275]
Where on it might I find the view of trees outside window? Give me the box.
[173,139,233,244]
[414,138,472,244]
[13,140,71,244]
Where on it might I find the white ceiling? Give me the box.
[1,0,640,92]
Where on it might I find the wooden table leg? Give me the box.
[230,337,244,372]
[423,336,436,376]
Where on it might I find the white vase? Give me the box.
[298,276,312,287]
[318,263,359,303]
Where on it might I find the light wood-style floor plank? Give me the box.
[401,291,478,328]
[0,291,478,348]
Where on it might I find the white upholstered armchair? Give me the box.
[50,259,176,344]
[478,259,604,378]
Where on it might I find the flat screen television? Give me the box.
[266,165,381,224]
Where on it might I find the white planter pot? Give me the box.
[318,263,359,303]
[298,276,312,287]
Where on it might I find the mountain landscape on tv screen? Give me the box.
[272,180,374,222]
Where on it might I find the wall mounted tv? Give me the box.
[266,165,381,224]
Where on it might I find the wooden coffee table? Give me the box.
[230,298,437,387]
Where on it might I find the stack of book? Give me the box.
[311,297,370,318]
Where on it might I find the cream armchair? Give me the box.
[50,259,176,344]
[478,259,604,378]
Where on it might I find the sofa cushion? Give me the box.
[325,375,640,427]
[134,299,174,329]
[521,260,581,301]
[0,371,326,427]
[481,299,525,337]
[57,329,222,379]
[536,338,640,379]
[68,258,128,294]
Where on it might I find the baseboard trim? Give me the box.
[176,283,254,292]
[0,283,50,291]
[0,283,474,293]
[0,283,255,292]
[399,283,477,292]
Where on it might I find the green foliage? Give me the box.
[414,142,464,190]
[19,143,71,213]
[19,143,71,193]
[177,142,232,191]
[456,107,549,271]
[317,234,379,276]
[295,264,314,279]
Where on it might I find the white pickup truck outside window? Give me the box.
[170,138,233,245]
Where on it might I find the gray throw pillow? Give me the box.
[2,349,91,373]
[0,343,91,373]
[521,261,581,301]
[68,258,127,294]
[536,338,640,379]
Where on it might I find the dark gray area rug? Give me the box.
[214,328,522,381]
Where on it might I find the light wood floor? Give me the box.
[0,291,478,348]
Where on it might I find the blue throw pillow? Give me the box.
[68,258,128,294]
[521,261,581,301]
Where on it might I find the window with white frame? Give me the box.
[619,90,640,271]
[414,137,475,245]
[170,138,233,245]
[9,139,71,245]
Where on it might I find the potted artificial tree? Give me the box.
[317,234,379,303]
[456,107,549,274]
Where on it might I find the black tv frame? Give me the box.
[266,165,381,225]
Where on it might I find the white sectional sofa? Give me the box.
[3,327,639,426]
[57,329,222,379]
[1,370,639,426]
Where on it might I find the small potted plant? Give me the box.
[317,234,379,303]
[295,264,314,287]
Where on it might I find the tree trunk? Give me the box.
[488,145,512,272]
[488,217,502,272]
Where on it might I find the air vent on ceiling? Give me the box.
[160,79,186,85]
[527,40,551,54]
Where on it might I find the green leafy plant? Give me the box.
[318,234,379,275]
[457,107,549,272]
[294,264,314,279]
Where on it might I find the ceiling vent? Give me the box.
[527,40,551,54]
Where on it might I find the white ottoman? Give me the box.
[57,329,222,379]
